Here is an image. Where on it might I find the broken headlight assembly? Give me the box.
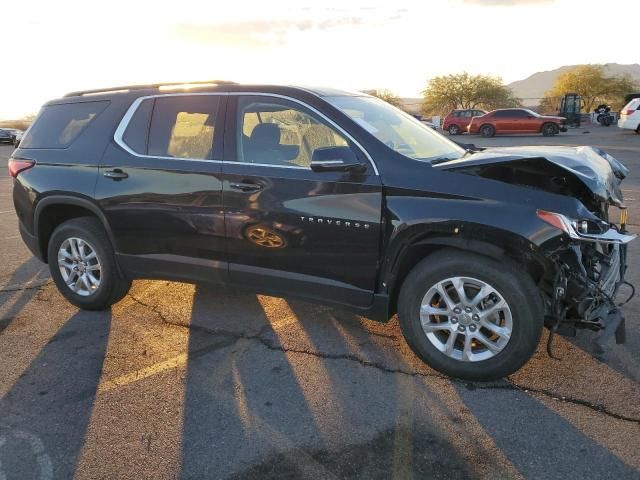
[536,209,635,244]
[536,209,636,357]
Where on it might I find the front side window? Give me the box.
[147,96,219,160]
[327,95,465,162]
[236,96,348,168]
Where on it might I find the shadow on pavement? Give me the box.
[454,383,639,479]
[0,309,111,478]
[0,257,49,334]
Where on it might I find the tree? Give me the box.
[421,72,520,117]
[371,89,402,108]
[541,65,637,113]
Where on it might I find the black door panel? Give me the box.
[97,150,226,261]
[223,95,383,306]
[95,94,227,278]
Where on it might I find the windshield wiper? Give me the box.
[429,150,475,165]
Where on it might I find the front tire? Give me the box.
[480,124,495,137]
[397,250,543,381]
[448,125,460,135]
[542,123,559,136]
[48,217,131,310]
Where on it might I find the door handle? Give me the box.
[229,181,263,193]
[103,169,128,180]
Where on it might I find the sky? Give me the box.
[1,0,638,119]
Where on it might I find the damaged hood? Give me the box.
[437,145,629,206]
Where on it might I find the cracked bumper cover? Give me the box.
[549,225,635,350]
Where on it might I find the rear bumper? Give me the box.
[19,220,44,262]
[618,118,639,130]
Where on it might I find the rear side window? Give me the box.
[147,96,219,160]
[122,98,154,154]
[493,110,510,118]
[21,101,109,149]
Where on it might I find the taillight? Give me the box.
[625,109,635,116]
[8,158,35,178]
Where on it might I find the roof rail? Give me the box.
[64,80,237,97]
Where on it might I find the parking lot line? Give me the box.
[98,353,188,393]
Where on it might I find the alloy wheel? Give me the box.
[419,276,512,362]
[57,237,102,296]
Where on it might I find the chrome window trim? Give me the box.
[113,92,379,175]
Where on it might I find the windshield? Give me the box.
[523,109,540,117]
[326,96,465,162]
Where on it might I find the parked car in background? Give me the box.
[468,108,567,137]
[411,114,438,130]
[421,119,438,130]
[618,98,640,133]
[12,129,25,147]
[0,128,15,144]
[443,109,486,135]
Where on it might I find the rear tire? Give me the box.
[397,250,543,381]
[480,124,495,137]
[448,125,460,135]
[48,217,131,310]
[542,123,559,136]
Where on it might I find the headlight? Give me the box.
[536,209,635,244]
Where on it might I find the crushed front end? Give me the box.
[538,206,635,355]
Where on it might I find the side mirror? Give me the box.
[310,146,366,173]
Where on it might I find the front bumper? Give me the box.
[548,227,634,351]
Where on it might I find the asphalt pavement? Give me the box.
[0,127,639,479]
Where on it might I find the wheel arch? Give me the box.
[34,195,116,263]
[384,229,547,317]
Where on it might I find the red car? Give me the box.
[442,109,486,135]
[467,108,567,137]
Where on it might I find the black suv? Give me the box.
[10,81,635,380]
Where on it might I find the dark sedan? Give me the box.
[0,128,16,144]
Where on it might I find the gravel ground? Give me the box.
[0,126,639,479]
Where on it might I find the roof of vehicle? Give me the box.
[54,81,366,105]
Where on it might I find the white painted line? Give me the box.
[0,211,15,215]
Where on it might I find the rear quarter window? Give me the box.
[20,100,109,149]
